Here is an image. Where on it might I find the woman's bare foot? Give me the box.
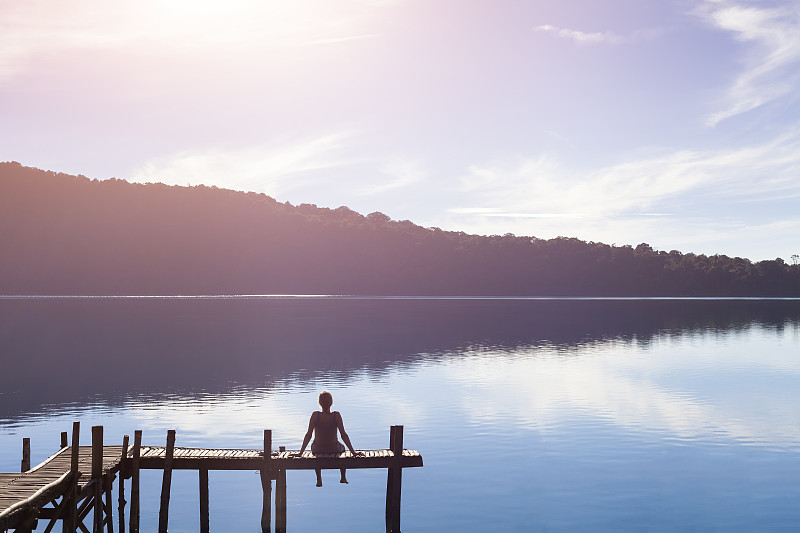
[316,480,323,487]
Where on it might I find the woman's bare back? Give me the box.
[310,410,344,454]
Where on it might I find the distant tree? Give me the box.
[3,161,800,297]
[367,211,391,223]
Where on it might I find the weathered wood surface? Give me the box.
[134,446,423,471]
[0,446,124,530]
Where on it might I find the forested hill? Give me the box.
[1,161,798,296]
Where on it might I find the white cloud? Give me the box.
[130,131,355,197]
[483,213,590,218]
[0,2,129,81]
[458,130,800,219]
[431,128,800,258]
[0,0,388,82]
[360,159,426,195]
[535,24,624,44]
[447,207,504,215]
[534,24,661,45]
[698,1,800,125]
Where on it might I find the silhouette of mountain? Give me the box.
[1,161,799,296]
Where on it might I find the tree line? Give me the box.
[1,161,798,296]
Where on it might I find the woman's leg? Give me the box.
[339,468,348,484]
[315,468,323,487]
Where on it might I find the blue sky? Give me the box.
[2,0,799,261]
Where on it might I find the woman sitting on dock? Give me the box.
[297,390,359,486]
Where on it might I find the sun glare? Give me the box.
[135,0,369,49]
[155,0,263,20]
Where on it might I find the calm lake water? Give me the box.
[1,297,799,532]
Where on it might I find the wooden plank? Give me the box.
[135,452,421,472]
[0,469,74,531]
[0,473,21,484]
[157,430,176,533]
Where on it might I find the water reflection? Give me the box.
[1,298,798,421]
[445,338,800,451]
[2,299,800,531]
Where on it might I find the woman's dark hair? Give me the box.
[318,390,333,408]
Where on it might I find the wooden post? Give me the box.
[64,421,80,533]
[77,497,94,524]
[14,511,38,533]
[92,425,104,533]
[276,446,286,533]
[118,435,129,533]
[105,481,115,533]
[21,437,31,472]
[385,425,403,533]
[260,430,272,533]
[199,468,209,533]
[384,427,394,533]
[71,422,80,477]
[158,429,176,533]
[61,432,69,449]
[129,431,142,533]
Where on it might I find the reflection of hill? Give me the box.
[1,298,798,420]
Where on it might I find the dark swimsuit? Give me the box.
[310,411,345,454]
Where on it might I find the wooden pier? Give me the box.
[0,423,422,533]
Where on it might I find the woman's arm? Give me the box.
[298,412,317,454]
[335,412,357,455]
